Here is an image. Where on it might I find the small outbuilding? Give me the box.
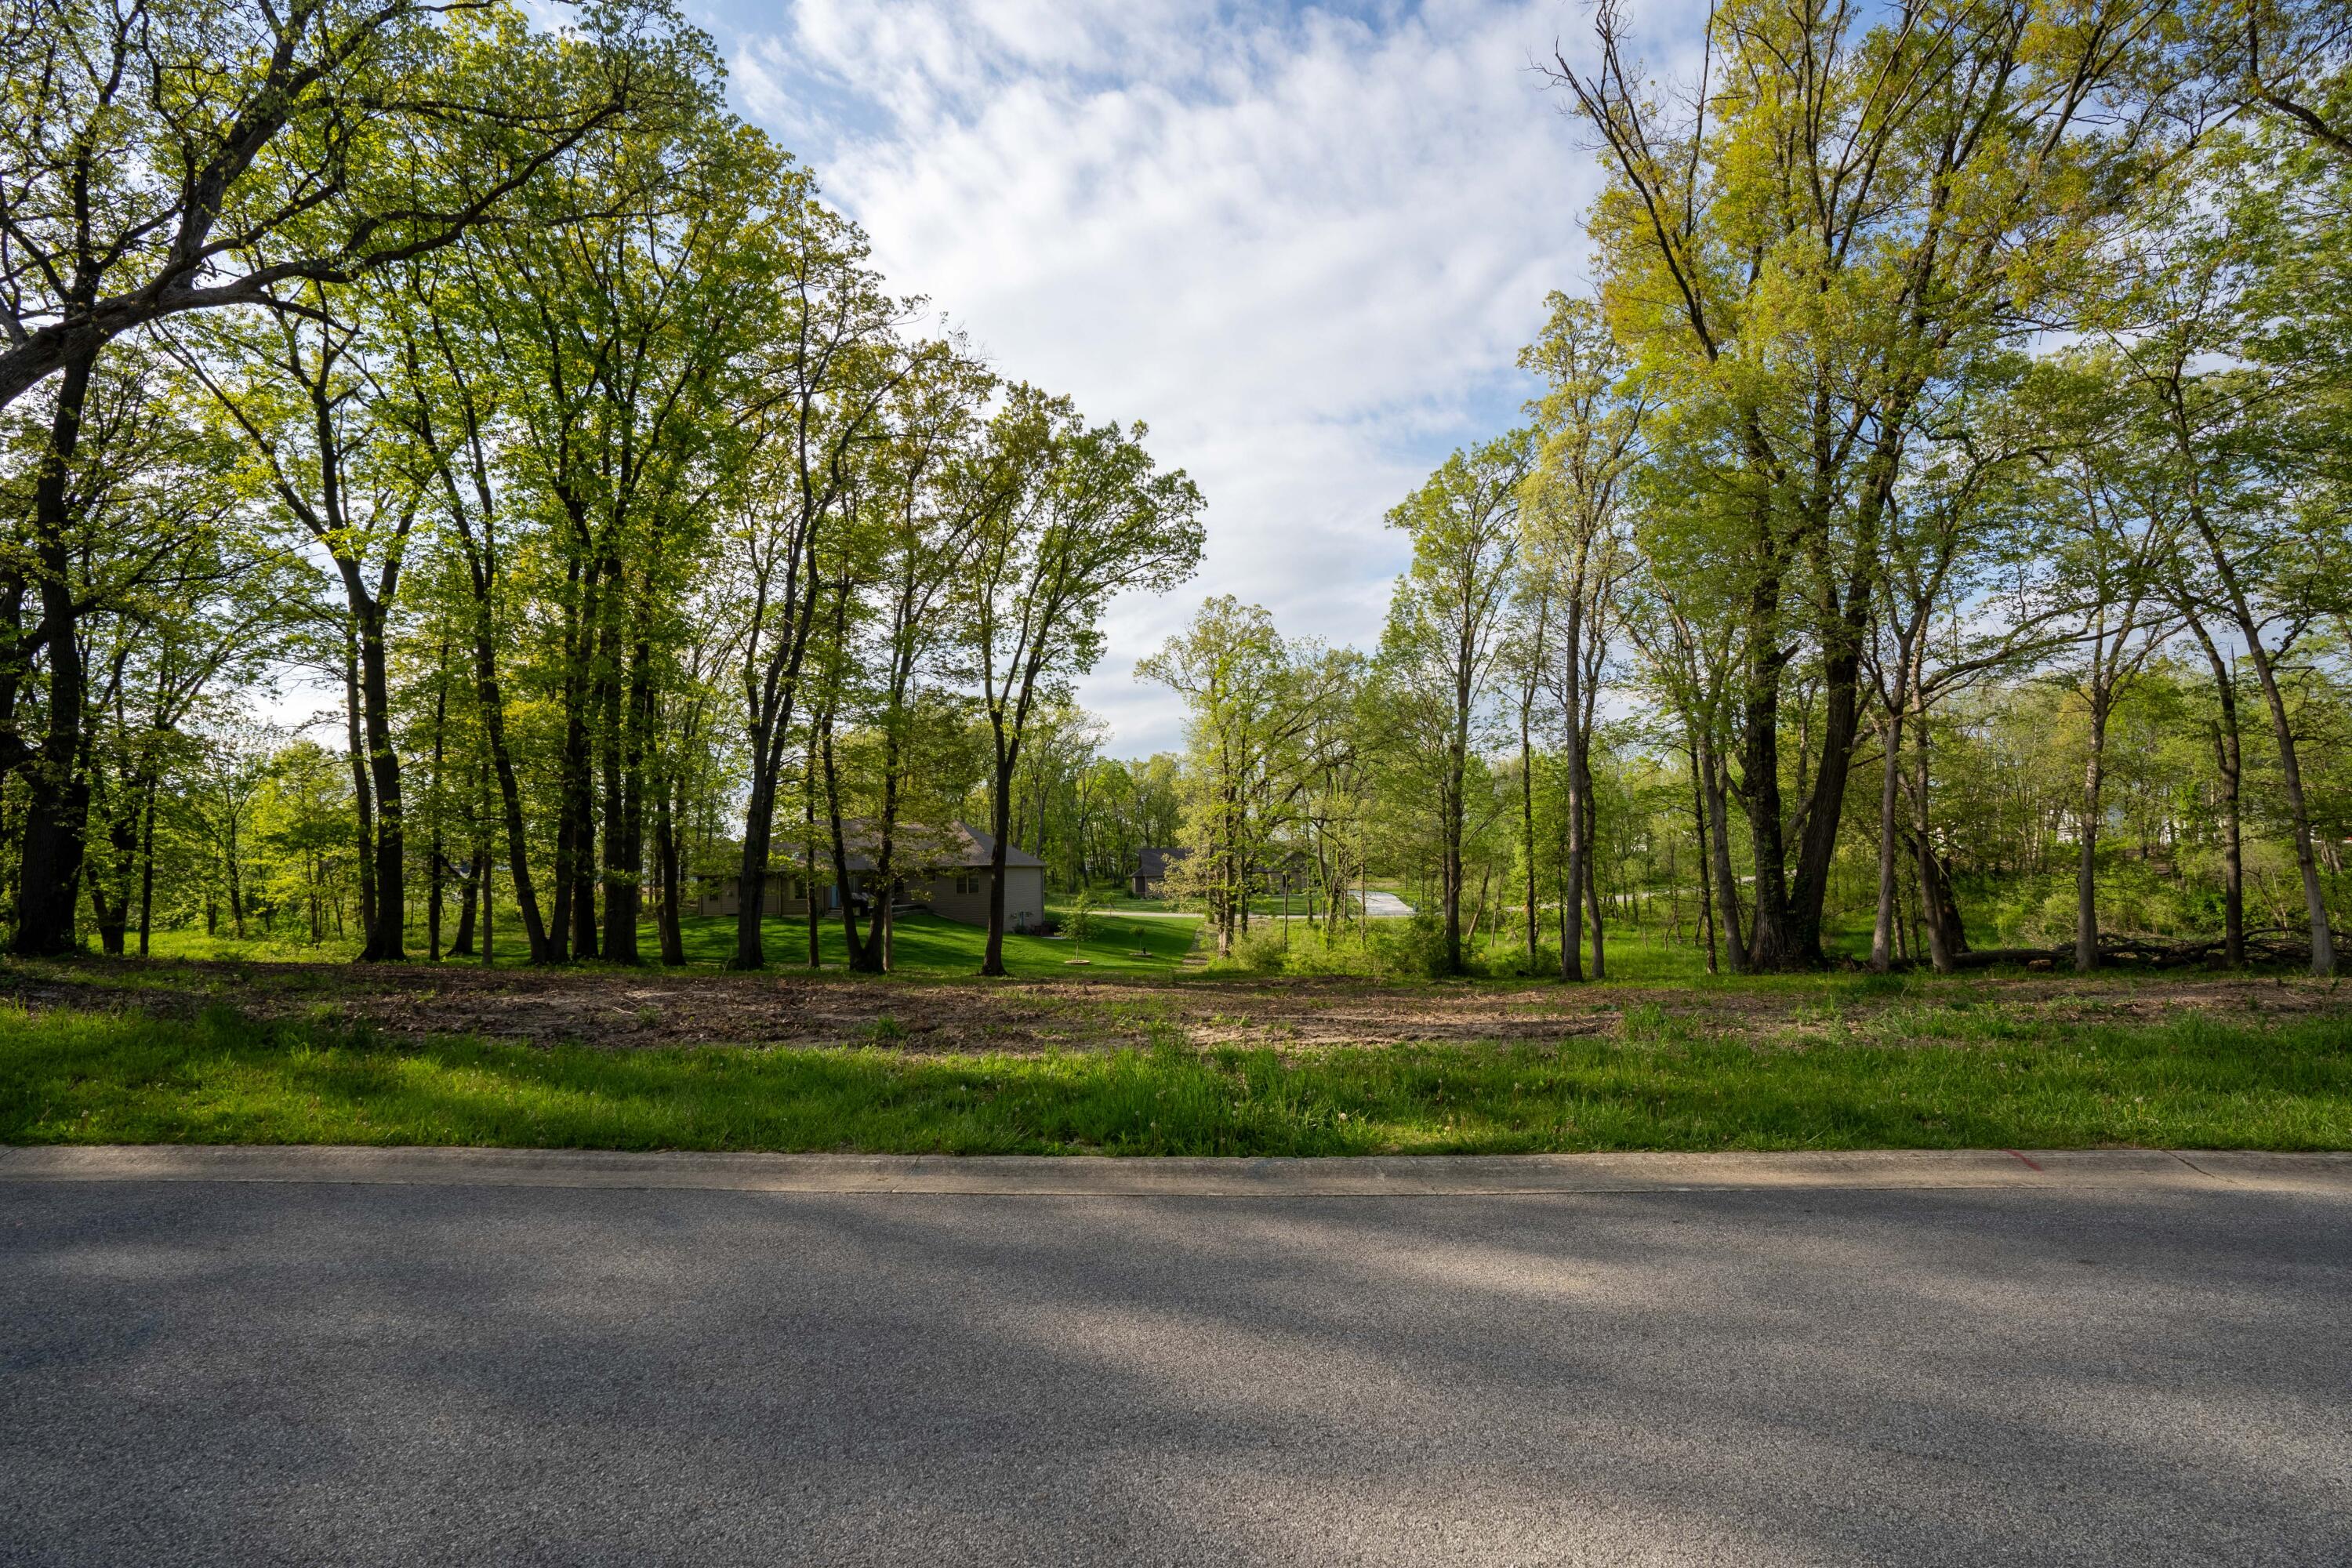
[1131,845,1190,898]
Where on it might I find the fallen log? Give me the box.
[1948,927,2342,971]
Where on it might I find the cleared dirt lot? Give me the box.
[2,957,2343,1054]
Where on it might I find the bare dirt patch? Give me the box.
[2,958,2343,1054]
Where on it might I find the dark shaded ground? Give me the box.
[0,954,2343,1054]
[3,1177,2346,1566]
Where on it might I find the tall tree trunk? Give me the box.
[1442,745,1465,975]
[1699,728,1747,971]
[360,605,405,960]
[552,559,597,962]
[804,736,822,968]
[655,780,685,967]
[1520,704,1538,962]
[342,626,378,949]
[820,711,877,971]
[1560,601,1588,983]
[427,655,447,961]
[1906,720,1962,973]
[603,631,652,965]
[480,836,493,967]
[983,745,1019,976]
[1740,546,1795,970]
[451,531,549,961]
[1584,782,1606,982]
[451,851,480,958]
[13,349,96,957]
[1688,731,1717,975]
[2180,611,2245,966]
[136,781,157,957]
[1788,590,1871,964]
[2075,689,2111,974]
[1871,704,1905,972]
[2165,378,2333,974]
[731,745,782,971]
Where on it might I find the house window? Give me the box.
[953,873,981,896]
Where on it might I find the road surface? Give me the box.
[4,1152,2347,1566]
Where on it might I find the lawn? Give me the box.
[145,909,1201,978]
[2,966,2347,1155]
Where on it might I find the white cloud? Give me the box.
[720,0,1693,753]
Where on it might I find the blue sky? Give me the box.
[685,0,1700,753]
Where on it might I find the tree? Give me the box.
[1521,295,1643,980]
[1140,596,1341,957]
[1555,0,2168,967]
[1377,432,1529,975]
[962,389,1203,976]
[724,200,910,971]
[0,0,679,409]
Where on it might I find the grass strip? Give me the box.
[3,1001,2348,1156]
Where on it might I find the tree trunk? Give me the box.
[2075,691,2110,975]
[1740,555,1795,970]
[2180,612,2245,966]
[1520,706,1538,963]
[655,779,686,967]
[349,583,407,962]
[136,781,158,957]
[2172,389,2332,975]
[1906,721,1963,973]
[1689,737,1717,975]
[13,350,96,957]
[1698,728,1747,971]
[603,634,652,965]
[731,748,782,971]
[448,562,547,962]
[341,626,377,949]
[1442,742,1465,975]
[451,851,480,958]
[982,747,1019,977]
[1584,782,1606,982]
[427,653,448,961]
[1870,705,1905,973]
[804,738,822,968]
[820,712,877,972]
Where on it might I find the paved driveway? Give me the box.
[3,1165,2347,1566]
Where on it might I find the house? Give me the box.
[1132,844,1315,899]
[1131,845,1190,898]
[696,820,1047,932]
[1261,851,1314,897]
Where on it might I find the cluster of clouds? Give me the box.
[712,0,1681,753]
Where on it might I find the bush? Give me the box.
[1481,943,1559,979]
[1234,924,1290,972]
[1369,913,1453,981]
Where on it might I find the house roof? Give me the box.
[750,819,1044,875]
[1135,845,1191,880]
[956,820,1045,870]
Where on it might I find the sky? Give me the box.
[690,0,1683,755]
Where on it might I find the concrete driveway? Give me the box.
[3,1152,2347,1566]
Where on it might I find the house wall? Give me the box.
[694,874,837,920]
[919,873,990,927]
[916,866,1046,931]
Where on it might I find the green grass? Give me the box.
[144,909,1201,978]
[5,998,2347,1155]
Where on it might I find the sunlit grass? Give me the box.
[4,999,2345,1156]
[143,909,1200,978]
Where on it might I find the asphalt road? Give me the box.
[4,1174,2347,1566]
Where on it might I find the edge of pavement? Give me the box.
[2,1144,2350,1196]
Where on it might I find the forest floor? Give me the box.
[1,956,2347,1156]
